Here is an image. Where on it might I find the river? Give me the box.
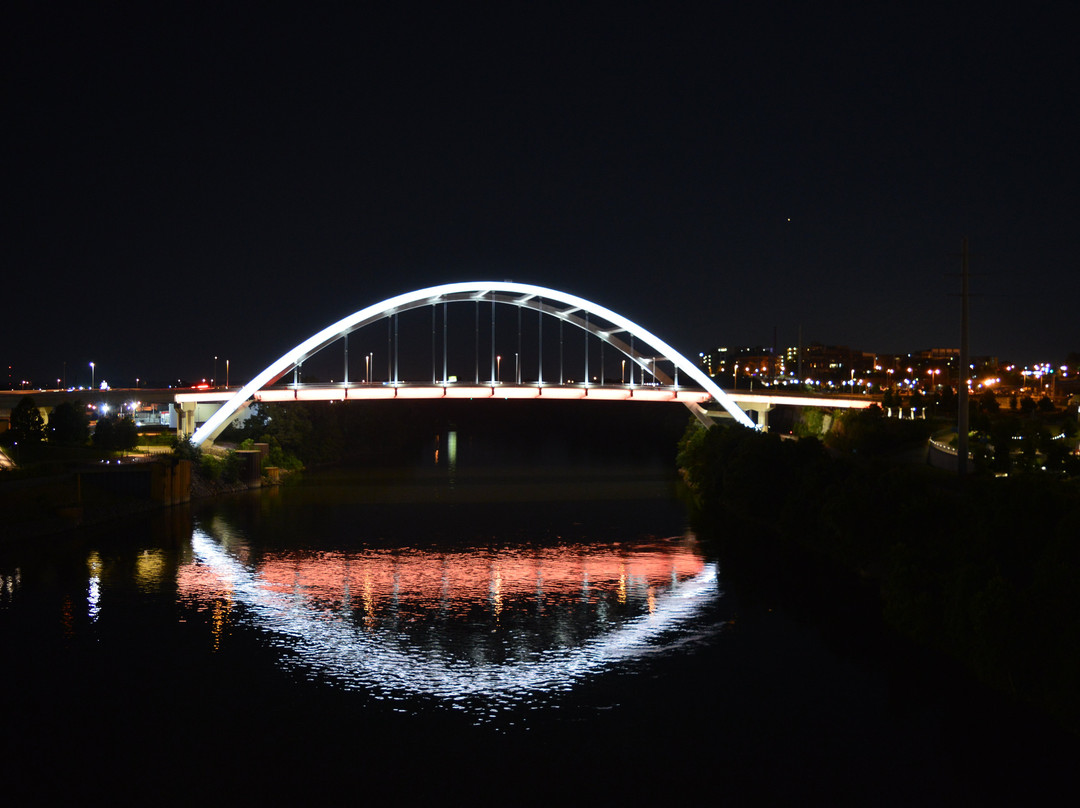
[1,461,1075,803]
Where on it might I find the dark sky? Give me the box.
[5,2,1078,388]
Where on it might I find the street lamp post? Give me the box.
[90,362,95,390]
[496,355,502,383]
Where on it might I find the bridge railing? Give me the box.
[249,381,713,404]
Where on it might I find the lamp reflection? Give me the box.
[87,551,102,623]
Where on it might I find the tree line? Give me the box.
[2,396,138,453]
[677,418,1080,732]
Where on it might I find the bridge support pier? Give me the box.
[176,401,197,438]
[754,406,772,431]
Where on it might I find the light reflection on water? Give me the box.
[86,551,102,623]
[180,527,721,721]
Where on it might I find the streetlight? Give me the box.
[496,355,502,383]
[226,359,229,388]
[621,359,626,384]
[365,353,372,384]
[90,362,95,390]
[515,352,519,384]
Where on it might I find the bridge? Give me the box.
[185,281,764,445]
[2,281,876,445]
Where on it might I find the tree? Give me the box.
[261,403,313,459]
[48,400,90,446]
[114,416,138,452]
[171,436,202,462]
[10,396,46,445]
[978,390,1000,415]
[794,406,826,437]
[989,419,1016,473]
[935,385,957,415]
[92,415,114,449]
[90,415,138,452]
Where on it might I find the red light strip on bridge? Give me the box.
[248,384,715,404]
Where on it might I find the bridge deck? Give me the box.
[236,383,714,404]
[2,385,877,412]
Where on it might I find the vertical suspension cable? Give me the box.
[394,313,399,384]
[490,295,496,382]
[474,301,479,383]
[584,313,589,385]
[517,305,522,384]
[344,332,349,385]
[443,302,448,383]
[432,305,436,383]
[387,317,392,383]
[559,319,563,384]
[538,302,543,385]
[629,334,634,386]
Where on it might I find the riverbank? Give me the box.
[678,421,1080,733]
[0,456,269,544]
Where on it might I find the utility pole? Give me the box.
[957,238,970,476]
[772,325,778,383]
[797,325,804,382]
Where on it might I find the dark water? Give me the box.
[2,466,1076,804]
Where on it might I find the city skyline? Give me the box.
[6,330,1074,393]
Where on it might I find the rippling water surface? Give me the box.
[183,523,718,721]
[2,468,1076,803]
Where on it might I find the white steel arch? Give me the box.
[190,281,755,445]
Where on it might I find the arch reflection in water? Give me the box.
[184,529,721,719]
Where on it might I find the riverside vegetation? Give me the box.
[677,406,1080,733]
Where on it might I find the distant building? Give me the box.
[698,346,775,384]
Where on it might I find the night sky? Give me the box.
[6,3,1077,389]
